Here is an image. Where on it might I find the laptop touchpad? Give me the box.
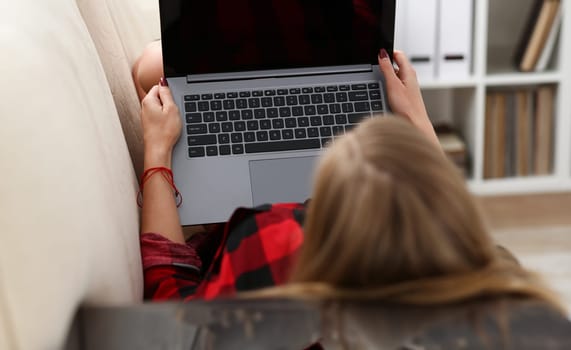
[249,156,318,205]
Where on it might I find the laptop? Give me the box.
[160,0,396,225]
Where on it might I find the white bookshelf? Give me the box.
[411,0,571,196]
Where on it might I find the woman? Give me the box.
[137,49,563,312]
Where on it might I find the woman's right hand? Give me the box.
[378,50,440,147]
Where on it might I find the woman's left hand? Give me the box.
[141,79,182,162]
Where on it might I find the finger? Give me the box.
[393,51,416,82]
[377,49,402,89]
[142,85,161,107]
[158,84,176,109]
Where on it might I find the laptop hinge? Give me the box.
[186,65,373,84]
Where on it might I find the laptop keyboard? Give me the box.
[183,82,385,158]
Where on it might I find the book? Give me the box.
[493,93,507,178]
[533,86,555,174]
[504,92,517,177]
[514,0,561,72]
[515,90,531,176]
[535,5,562,71]
[436,124,469,177]
[484,93,496,179]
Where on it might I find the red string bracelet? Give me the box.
[137,167,183,208]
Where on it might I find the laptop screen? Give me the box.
[160,0,395,77]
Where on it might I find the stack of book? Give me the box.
[484,86,555,179]
[514,0,562,72]
[436,125,469,177]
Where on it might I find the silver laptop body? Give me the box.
[161,0,396,225]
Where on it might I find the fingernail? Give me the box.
[159,77,168,87]
[380,49,389,60]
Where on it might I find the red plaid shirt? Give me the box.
[141,203,306,301]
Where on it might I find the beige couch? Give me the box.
[0,0,160,348]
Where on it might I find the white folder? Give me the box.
[394,0,438,81]
[438,0,473,79]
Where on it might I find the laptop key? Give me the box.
[297,117,309,127]
[185,102,197,112]
[223,100,235,110]
[348,113,369,124]
[304,106,317,115]
[351,84,367,90]
[201,94,213,100]
[336,92,348,102]
[248,98,260,108]
[236,99,248,109]
[239,91,250,98]
[323,115,334,125]
[189,147,205,158]
[342,103,354,113]
[264,90,276,96]
[295,129,307,139]
[339,85,350,91]
[289,88,301,94]
[257,131,269,141]
[282,129,294,139]
[187,124,207,135]
[272,119,284,129]
[206,146,218,157]
[329,104,341,114]
[310,116,322,126]
[245,139,320,154]
[355,102,371,112]
[222,122,233,132]
[186,113,202,123]
[232,144,245,154]
[267,108,279,118]
[274,96,285,106]
[209,123,221,133]
[241,110,253,120]
[322,138,332,147]
[188,135,217,146]
[349,92,369,101]
[260,120,271,129]
[327,86,338,92]
[203,112,215,122]
[254,109,266,119]
[219,145,231,155]
[229,111,241,120]
[269,130,281,140]
[311,94,323,104]
[198,101,210,111]
[369,90,382,100]
[278,89,288,95]
[368,82,380,89]
[252,90,263,97]
[185,94,200,101]
[320,127,332,137]
[285,118,297,128]
[335,114,348,124]
[333,126,345,135]
[216,111,228,121]
[324,93,335,103]
[299,95,310,105]
[286,96,298,105]
[247,120,259,130]
[292,106,304,116]
[302,87,313,94]
[214,93,225,99]
[227,92,238,98]
[279,107,291,118]
[315,86,326,93]
[231,133,243,143]
[234,121,246,131]
[317,105,329,115]
[218,134,230,144]
[261,97,273,107]
[372,101,383,111]
[307,128,319,138]
[244,132,255,143]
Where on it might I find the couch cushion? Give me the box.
[0,0,142,349]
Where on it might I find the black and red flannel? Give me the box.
[141,203,306,301]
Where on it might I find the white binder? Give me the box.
[394,0,438,81]
[438,0,473,79]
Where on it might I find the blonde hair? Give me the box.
[248,116,563,312]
